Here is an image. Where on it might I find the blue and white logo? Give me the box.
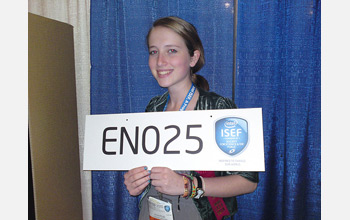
[215,117,248,156]
[164,205,171,212]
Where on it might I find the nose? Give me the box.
[157,53,167,66]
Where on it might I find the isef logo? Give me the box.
[215,117,248,156]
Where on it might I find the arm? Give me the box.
[149,167,257,198]
[193,174,257,198]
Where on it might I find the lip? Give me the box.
[157,69,173,77]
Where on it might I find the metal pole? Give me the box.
[232,0,238,103]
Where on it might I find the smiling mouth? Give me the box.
[157,70,172,76]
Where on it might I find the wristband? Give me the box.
[181,176,190,198]
[189,178,197,198]
[194,176,205,199]
[181,174,196,198]
[200,176,206,191]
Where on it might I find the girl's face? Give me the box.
[148,26,199,89]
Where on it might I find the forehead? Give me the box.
[148,26,186,48]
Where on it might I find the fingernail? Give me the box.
[148,170,151,174]
[144,166,147,170]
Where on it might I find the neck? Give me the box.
[166,81,198,111]
[168,82,193,105]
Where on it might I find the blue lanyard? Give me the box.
[163,83,196,111]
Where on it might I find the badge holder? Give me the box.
[148,192,174,220]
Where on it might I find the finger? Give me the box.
[125,172,150,189]
[149,172,160,180]
[150,178,161,187]
[154,186,164,194]
[150,167,167,173]
[150,167,174,181]
[129,175,151,196]
[138,178,151,192]
[124,167,149,183]
[124,166,148,178]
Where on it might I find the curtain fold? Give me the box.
[28,1,92,220]
[234,1,321,219]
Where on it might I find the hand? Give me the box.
[124,166,150,196]
[150,167,184,196]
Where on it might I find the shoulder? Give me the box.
[196,87,237,110]
[145,92,168,112]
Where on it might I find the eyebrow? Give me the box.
[149,44,181,49]
[164,44,181,48]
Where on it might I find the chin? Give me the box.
[155,78,171,88]
[157,82,170,88]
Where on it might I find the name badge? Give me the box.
[148,196,174,220]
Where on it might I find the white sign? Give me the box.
[83,108,265,171]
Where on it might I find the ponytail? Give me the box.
[192,73,209,91]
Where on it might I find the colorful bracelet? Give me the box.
[180,174,195,199]
[189,177,197,198]
[181,174,197,198]
[181,175,189,198]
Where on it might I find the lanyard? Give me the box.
[163,83,196,111]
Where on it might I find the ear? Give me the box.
[190,50,200,67]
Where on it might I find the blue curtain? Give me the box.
[234,1,321,220]
[90,1,236,219]
[90,0,320,219]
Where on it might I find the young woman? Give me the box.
[124,16,259,220]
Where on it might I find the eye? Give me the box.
[149,50,158,55]
[168,49,177,54]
